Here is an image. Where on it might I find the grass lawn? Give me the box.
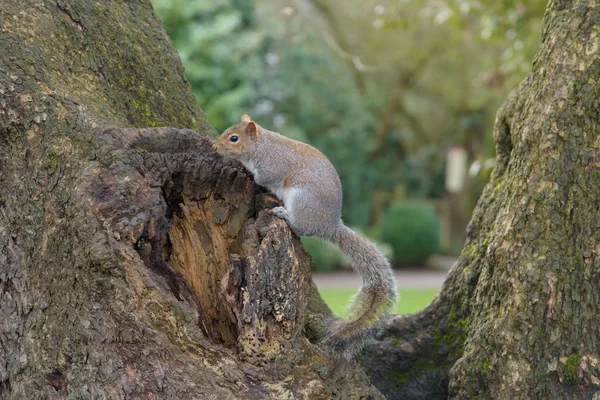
[318,287,439,316]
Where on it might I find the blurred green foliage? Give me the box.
[380,202,440,265]
[152,0,545,257]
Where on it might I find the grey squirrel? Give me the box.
[213,114,397,358]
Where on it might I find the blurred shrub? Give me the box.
[380,202,440,265]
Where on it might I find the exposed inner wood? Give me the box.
[169,195,238,346]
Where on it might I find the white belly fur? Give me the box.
[272,185,299,213]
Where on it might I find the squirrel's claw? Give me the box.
[271,206,289,220]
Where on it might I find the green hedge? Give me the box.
[380,201,440,265]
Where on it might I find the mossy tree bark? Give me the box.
[361,1,600,399]
[0,1,380,398]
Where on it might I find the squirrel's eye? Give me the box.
[230,135,239,143]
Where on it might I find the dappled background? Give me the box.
[151,0,545,312]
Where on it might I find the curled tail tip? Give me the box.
[321,287,397,358]
[321,321,375,360]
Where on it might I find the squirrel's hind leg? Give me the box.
[270,186,313,236]
[272,188,335,238]
[271,206,307,236]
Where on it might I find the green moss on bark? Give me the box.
[564,354,579,384]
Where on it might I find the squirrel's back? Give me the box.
[257,129,343,209]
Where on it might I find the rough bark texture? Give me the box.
[0,1,381,398]
[361,1,600,399]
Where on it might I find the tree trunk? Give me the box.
[361,1,600,399]
[3,0,599,399]
[0,1,380,398]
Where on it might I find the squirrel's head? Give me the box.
[213,114,261,159]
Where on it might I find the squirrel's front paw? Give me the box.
[271,206,289,220]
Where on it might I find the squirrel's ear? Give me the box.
[241,114,251,123]
[245,121,258,138]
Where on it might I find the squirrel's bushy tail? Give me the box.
[324,225,397,358]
